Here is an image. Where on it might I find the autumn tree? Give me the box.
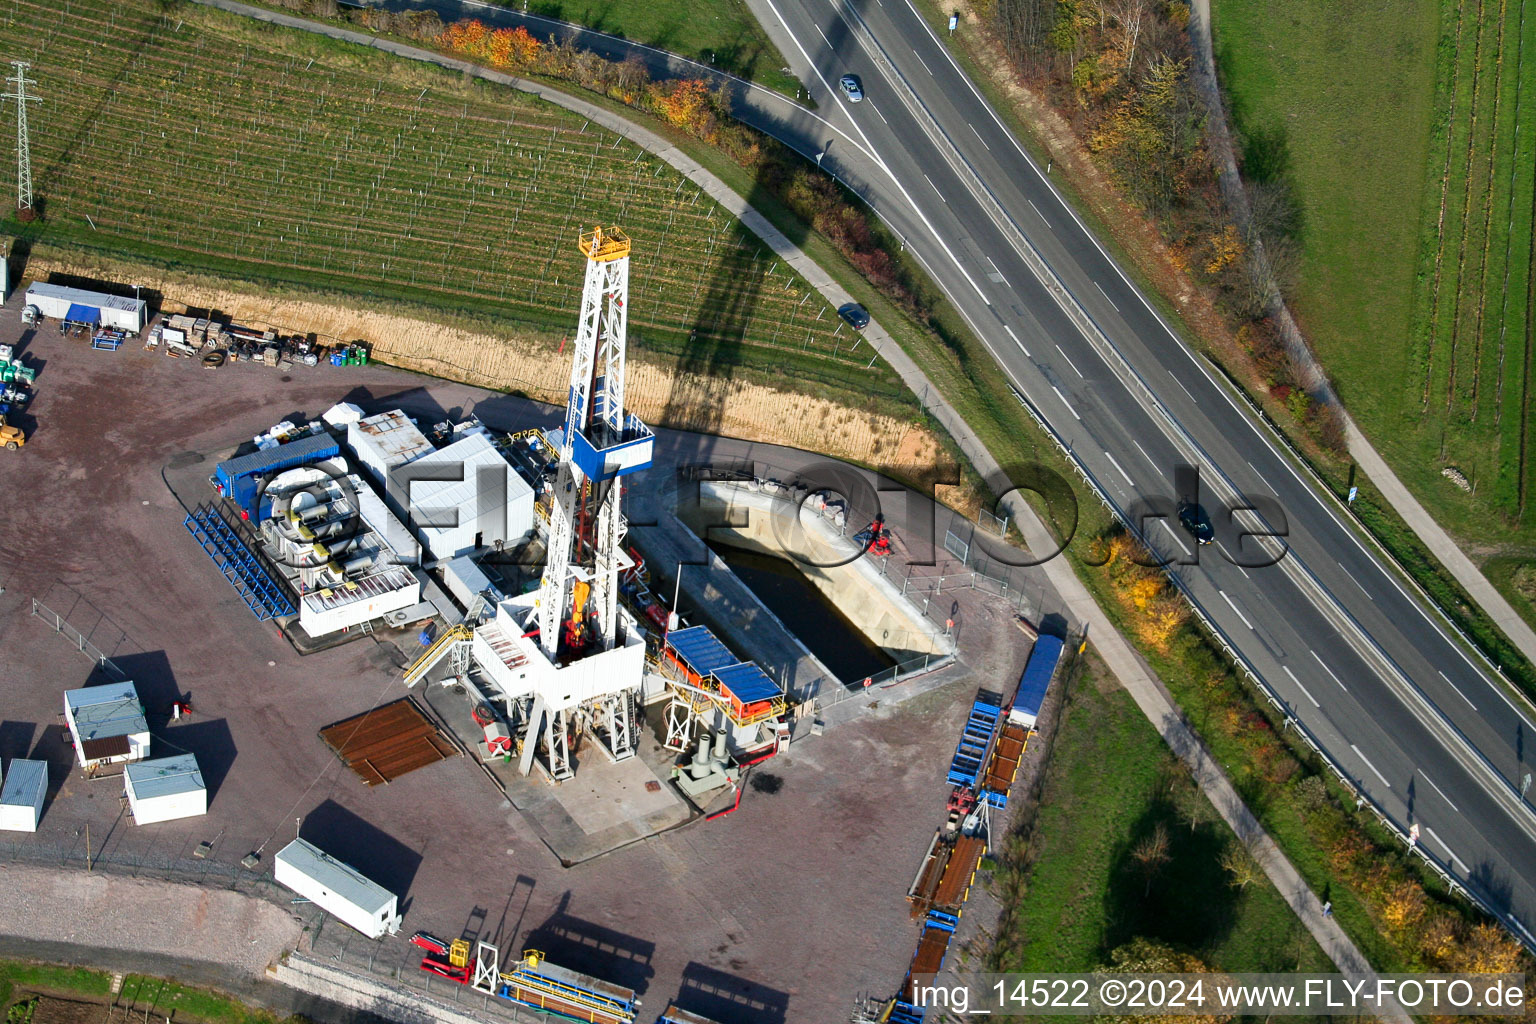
[1219,839,1264,890]
[1098,938,1231,1024]
[1130,821,1171,896]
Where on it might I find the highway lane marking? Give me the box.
[985,256,1009,285]
[1437,669,1478,711]
[816,24,832,45]
[1218,543,1251,578]
[1094,280,1120,312]
[914,48,934,75]
[1282,666,1321,708]
[1423,827,1468,872]
[968,122,991,150]
[1103,450,1134,486]
[1052,384,1080,420]
[1027,200,1051,228]
[1131,439,1155,470]
[1341,565,1369,597]
[867,99,889,123]
[1220,590,1253,630]
[1310,649,1349,692]
[1351,744,1392,788]
[1003,324,1029,356]
[1056,344,1085,378]
[1418,770,1461,813]
[1169,370,1195,401]
[923,174,947,202]
[1158,518,1192,558]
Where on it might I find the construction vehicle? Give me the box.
[1,415,25,450]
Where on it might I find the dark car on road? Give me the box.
[839,74,864,102]
[1178,501,1214,545]
[838,302,871,329]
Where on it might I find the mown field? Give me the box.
[0,0,907,409]
[993,664,1333,987]
[1213,0,1536,550]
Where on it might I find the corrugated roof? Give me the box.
[388,433,531,550]
[0,759,47,808]
[26,282,145,315]
[276,838,396,913]
[350,411,434,467]
[217,433,340,480]
[125,754,205,802]
[666,626,739,677]
[711,662,782,704]
[64,682,148,740]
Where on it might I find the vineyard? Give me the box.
[1414,0,1536,520]
[0,0,908,408]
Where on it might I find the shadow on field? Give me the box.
[1104,795,1239,955]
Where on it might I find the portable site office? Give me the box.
[0,759,48,832]
[274,838,402,938]
[124,754,207,825]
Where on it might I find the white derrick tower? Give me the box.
[538,226,653,658]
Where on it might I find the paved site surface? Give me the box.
[0,285,1058,1023]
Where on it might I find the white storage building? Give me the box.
[347,410,435,489]
[64,682,150,768]
[275,838,402,938]
[25,282,147,333]
[390,432,533,562]
[124,754,207,825]
[0,759,48,832]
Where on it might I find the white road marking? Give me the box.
[1221,590,1253,630]
[1103,451,1134,487]
[1003,324,1029,356]
[968,122,991,150]
[1438,670,1478,711]
[1158,518,1191,557]
[1056,344,1084,379]
[816,24,832,45]
[1310,649,1349,691]
[985,256,1009,286]
[1169,370,1195,401]
[1094,280,1120,312]
[1418,770,1461,812]
[1282,666,1321,708]
[913,48,933,75]
[1051,384,1079,420]
[866,99,889,123]
[1131,439,1155,470]
[924,174,946,203]
[1027,199,1050,228]
[1218,543,1251,578]
[1424,827,1468,872]
[1341,565,1369,598]
[1351,744,1392,788]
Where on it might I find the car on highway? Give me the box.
[1178,501,1214,545]
[839,75,864,102]
[838,303,870,329]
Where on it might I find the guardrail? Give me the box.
[1009,386,1536,953]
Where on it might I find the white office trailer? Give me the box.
[25,282,147,332]
[124,754,208,825]
[0,759,48,832]
[391,432,534,562]
[63,682,150,768]
[347,410,434,489]
[274,838,403,938]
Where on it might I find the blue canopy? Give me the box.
[65,303,100,324]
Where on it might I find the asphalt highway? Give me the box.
[399,0,1536,946]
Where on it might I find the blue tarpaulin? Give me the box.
[64,303,100,325]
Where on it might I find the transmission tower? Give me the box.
[3,60,39,215]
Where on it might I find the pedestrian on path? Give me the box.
[1322,900,1332,918]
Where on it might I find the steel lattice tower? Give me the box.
[3,61,38,214]
[537,226,654,659]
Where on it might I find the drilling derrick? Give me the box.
[538,226,654,662]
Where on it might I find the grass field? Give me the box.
[0,0,907,410]
[996,665,1332,983]
[0,962,286,1024]
[1212,0,1536,550]
[506,0,801,95]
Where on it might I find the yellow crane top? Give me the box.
[579,225,631,262]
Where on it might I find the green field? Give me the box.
[994,663,1332,982]
[1212,0,1536,549]
[0,0,906,406]
[507,0,801,95]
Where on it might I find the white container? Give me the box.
[124,754,207,825]
[0,759,48,832]
[274,838,402,938]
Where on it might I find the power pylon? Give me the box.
[3,61,39,216]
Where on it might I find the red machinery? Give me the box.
[854,514,892,557]
[412,932,471,984]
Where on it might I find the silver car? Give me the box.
[839,74,863,102]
